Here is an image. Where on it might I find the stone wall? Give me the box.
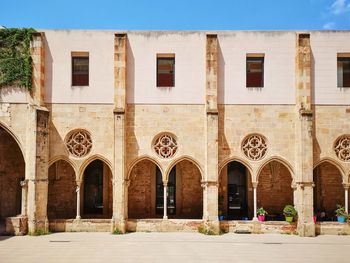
[175,160,203,219]
[314,162,344,217]
[128,160,155,219]
[0,127,25,219]
[48,160,76,219]
[257,161,293,216]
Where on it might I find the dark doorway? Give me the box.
[156,166,176,216]
[227,162,248,220]
[83,160,104,215]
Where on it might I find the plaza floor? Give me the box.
[0,232,350,263]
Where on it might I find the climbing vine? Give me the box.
[0,28,35,89]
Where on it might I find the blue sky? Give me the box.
[1,0,349,30]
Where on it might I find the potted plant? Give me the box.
[283,205,297,223]
[257,207,268,222]
[335,204,348,223]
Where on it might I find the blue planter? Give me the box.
[337,216,346,223]
[219,215,225,221]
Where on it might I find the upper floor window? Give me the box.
[72,52,89,86]
[246,54,264,88]
[337,54,350,88]
[157,54,175,87]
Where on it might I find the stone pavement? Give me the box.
[0,232,350,263]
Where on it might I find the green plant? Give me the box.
[335,204,348,217]
[257,207,268,216]
[198,224,217,235]
[30,229,50,236]
[283,205,297,217]
[0,28,35,89]
[112,228,124,235]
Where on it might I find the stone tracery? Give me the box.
[334,135,350,162]
[65,129,92,158]
[242,134,267,161]
[153,133,178,159]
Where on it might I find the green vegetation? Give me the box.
[0,28,35,89]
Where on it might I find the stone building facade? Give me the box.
[0,30,350,237]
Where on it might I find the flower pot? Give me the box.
[219,215,224,221]
[285,216,293,223]
[313,216,317,223]
[337,216,346,223]
[257,215,265,222]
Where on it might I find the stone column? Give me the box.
[20,179,28,216]
[112,33,127,233]
[163,181,168,219]
[344,183,349,213]
[203,34,219,233]
[75,181,82,219]
[30,32,45,107]
[294,33,315,237]
[26,108,50,234]
[252,182,258,221]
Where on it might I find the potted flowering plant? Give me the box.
[335,204,348,223]
[257,207,268,222]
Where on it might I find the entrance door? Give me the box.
[227,162,248,220]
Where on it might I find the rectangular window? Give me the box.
[72,52,89,86]
[337,55,350,88]
[246,55,264,88]
[157,54,175,87]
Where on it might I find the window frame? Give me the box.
[71,52,89,87]
[156,54,175,87]
[337,54,350,88]
[246,54,265,88]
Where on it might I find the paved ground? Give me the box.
[0,232,350,263]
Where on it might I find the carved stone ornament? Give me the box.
[65,129,92,158]
[242,134,267,161]
[334,135,350,162]
[153,133,178,159]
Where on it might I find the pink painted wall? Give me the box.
[311,31,350,105]
[1,30,349,105]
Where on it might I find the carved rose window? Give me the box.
[65,129,92,158]
[242,134,267,161]
[153,133,178,159]
[334,136,350,162]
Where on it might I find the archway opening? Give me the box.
[0,126,25,232]
[219,161,253,220]
[47,160,76,219]
[167,160,203,219]
[257,160,293,221]
[313,162,344,221]
[82,159,112,219]
[128,159,159,219]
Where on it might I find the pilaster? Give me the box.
[294,33,315,237]
[30,32,45,107]
[204,34,219,229]
[113,33,127,233]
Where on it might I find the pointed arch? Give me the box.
[256,156,295,182]
[314,157,346,182]
[165,155,203,181]
[127,155,163,180]
[48,155,78,180]
[79,154,113,180]
[218,156,254,177]
[0,121,25,159]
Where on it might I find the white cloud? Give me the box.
[323,22,336,29]
[331,0,350,15]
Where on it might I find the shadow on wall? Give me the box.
[44,35,53,103]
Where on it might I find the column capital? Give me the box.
[252,182,258,188]
[201,181,219,188]
[163,180,168,187]
[343,183,350,190]
[294,181,314,189]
